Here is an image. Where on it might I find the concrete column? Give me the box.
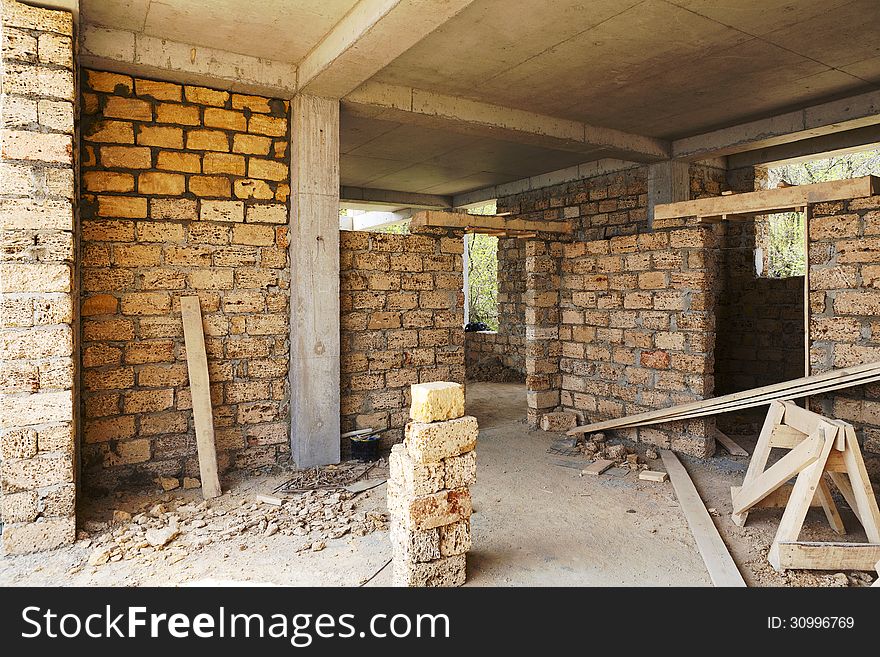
[647,160,690,225]
[524,239,562,429]
[289,95,341,467]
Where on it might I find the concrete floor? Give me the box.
[3,381,874,586]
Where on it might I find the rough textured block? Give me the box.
[390,522,440,563]
[439,519,471,557]
[540,411,578,432]
[389,443,444,496]
[392,553,466,587]
[402,487,472,531]
[410,381,464,422]
[443,449,477,489]
[2,517,75,555]
[405,416,478,463]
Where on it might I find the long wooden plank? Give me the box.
[816,477,846,535]
[781,401,827,436]
[732,430,824,516]
[620,371,880,429]
[568,364,880,435]
[181,296,222,499]
[410,209,572,234]
[803,204,811,379]
[661,450,746,587]
[776,542,880,571]
[713,428,749,456]
[653,176,879,220]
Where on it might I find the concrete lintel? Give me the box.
[728,124,880,169]
[298,0,476,98]
[340,186,452,209]
[80,24,297,97]
[344,82,670,161]
[452,158,640,206]
[672,89,880,161]
[648,161,690,225]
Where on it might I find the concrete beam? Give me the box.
[648,161,690,225]
[340,186,452,209]
[344,210,412,231]
[728,124,880,169]
[452,158,640,207]
[298,0,476,98]
[344,82,670,162]
[79,24,297,97]
[290,95,341,467]
[672,90,880,161]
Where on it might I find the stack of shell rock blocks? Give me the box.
[388,382,477,587]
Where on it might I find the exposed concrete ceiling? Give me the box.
[81,0,358,64]
[80,0,880,199]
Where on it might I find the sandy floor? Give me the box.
[1,382,877,587]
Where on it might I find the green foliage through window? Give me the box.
[467,233,499,331]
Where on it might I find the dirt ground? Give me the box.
[1,382,877,587]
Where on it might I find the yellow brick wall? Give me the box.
[79,70,290,489]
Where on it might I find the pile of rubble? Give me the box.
[467,355,525,383]
[80,484,389,571]
[578,432,659,471]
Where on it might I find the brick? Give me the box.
[97,195,146,218]
[83,367,134,391]
[1,428,37,459]
[392,553,465,588]
[83,318,134,341]
[135,79,182,102]
[84,416,136,443]
[539,412,578,432]
[125,340,174,364]
[38,99,73,132]
[82,344,121,368]
[1,454,72,493]
[245,314,287,334]
[100,145,152,168]
[155,102,200,125]
[443,449,477,489]
[834,290,880,316]
[2,390,72,426]
[1,490,38,524]
[187,129,229,151]
[2,517,75,555]
[0,198,71,230]
[188,269,234,290]
[248,158,287,181]
[232,224,275,245]
[150,197,198,220]
[246,203,287,224]
[0,263,70,293]
[81,293,118,316]
[86,70,131,93]
[103,96,152,122]
[190,175,231,197]
[248,114,286,137]
[233,178,273,199]
[84,120,134,144]
[405,415,477,463]
[188,223,229,245]
[138,364,188,388]
[438,519,471,557]
[389,523,441,563]
[201,200,244,222]
[82,171,133,193]
[103,438,151,466]
[123,389,174,414]
[1,129,72,162]
[184,85,229,107]
[138,221,184,242]
[409,382,464,423]
[156,150,201,173]
[121,292,171,315]
[204,108,246,131]
[4,62,72,99]
[138,171,186,195]
[389,443,445,497]
[400,488,472,531]
[3,27,37,62]
[232,133,271,155]
[203,152,245,175]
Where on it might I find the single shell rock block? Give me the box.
[405,487,472,531]
[443,449,477,489]
[393,553,466,587]
[405,415,478,463]
[439,519,471,557]
[409,381,464,423]
[540,411,578,432]
[389,443,445,496]
[390,522,441,563]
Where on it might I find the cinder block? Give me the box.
[539,411,578,432]
[405,416,477,463]
[439,519,471,557]
[390,523,440,563]
[392,553,466,587]
[389,443,445,496]
[409,381,465,423]
[443,449,476,489]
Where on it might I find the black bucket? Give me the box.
[349,434,380,462]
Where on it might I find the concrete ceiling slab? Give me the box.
[82,0,358,63]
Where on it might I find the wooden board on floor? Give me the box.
[661,450,746,587]
[181,296,221,499]
[582,459,614,476]
[639,470,668,482]
[776,542,880,571]
[713,428,749,456]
